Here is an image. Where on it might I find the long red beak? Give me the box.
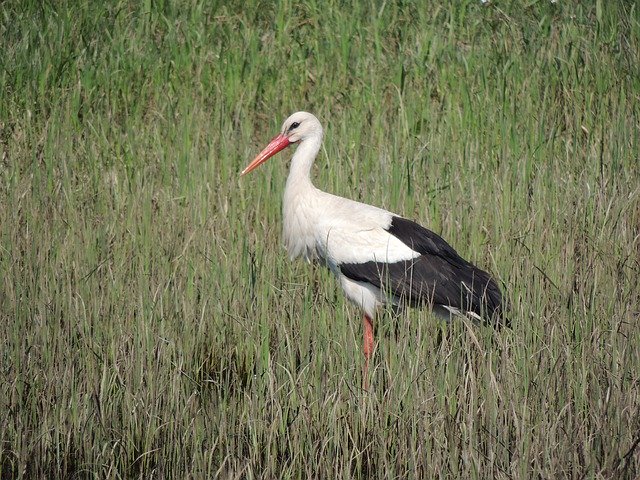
[241,133,290,176]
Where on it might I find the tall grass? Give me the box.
[1,0,639,478]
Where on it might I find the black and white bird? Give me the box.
[241,112,506,382]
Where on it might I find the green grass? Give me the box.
[1,0,639,478]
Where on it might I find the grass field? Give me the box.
[1,0,639,478]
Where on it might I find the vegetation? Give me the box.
[1,0,638,478]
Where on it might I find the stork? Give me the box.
[241,112,506,387]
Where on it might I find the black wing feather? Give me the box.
[339,216,505,323]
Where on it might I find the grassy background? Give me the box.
[1,0,639,478]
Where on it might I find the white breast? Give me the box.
[282,190,318,261]
[283,184,419,268]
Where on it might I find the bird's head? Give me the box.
[241,111,323,175]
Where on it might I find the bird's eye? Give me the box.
[289,122,300,131]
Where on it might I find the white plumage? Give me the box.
[275,113,419,316]
[241,111,506,386]
[285,183,419,317]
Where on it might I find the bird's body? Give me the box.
[242,112,505,386]
[284,175,416,312]
[284,176,503,321]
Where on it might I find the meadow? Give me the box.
[1,0,639,478]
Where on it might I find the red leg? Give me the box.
[362,313,374,390]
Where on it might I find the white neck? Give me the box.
[285,133,322,190]
[282,131,323,261]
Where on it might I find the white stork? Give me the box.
[241,112,506,385]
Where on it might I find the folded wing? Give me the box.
[338,216,505,323]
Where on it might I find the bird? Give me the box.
[241,111,506,387]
